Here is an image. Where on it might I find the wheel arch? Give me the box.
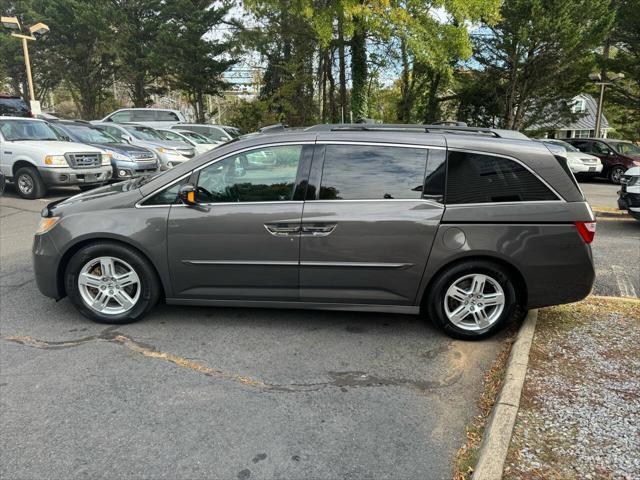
[12,159,39,177]
[56,236,167,300]
[419,255,528,314]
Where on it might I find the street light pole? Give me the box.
[594,81,606,139]
[14,34,36,102]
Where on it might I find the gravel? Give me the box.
[504,298,640,480]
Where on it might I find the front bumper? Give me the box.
[111,160,159,179]
[571,163,603,174]
[618,190,640,209]
[38,167,112,187]
[33,232,63,299]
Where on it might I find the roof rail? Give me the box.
[259,123,288,133]
[305,123,529,140]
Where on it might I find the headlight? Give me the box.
[44,155,69,167]
[109,151,129,161]
[101,153,112,166]
[633,160,640,166]
[35,216,60,235]
[155,147,167,154]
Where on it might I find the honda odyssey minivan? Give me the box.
[33,124,596,339]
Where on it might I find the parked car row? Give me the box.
[537,136,640,184]
[0,104,239,199]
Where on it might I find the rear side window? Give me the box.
[446,151,558,204]
[131,110,156,122]
[109,111,133,122]
[319,145,427,200]
[155,111,180,121]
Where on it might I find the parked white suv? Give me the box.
[0,117,112,199]
[96,108,187,128]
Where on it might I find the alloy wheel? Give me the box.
[18,174,34,195]
[78,256,141,315]
[443,273,505,331]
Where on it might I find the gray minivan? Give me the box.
[33,125,596,339]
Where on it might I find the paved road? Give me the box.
[0,187,503,480]
[579,177,620,210]
[1,177,637,480]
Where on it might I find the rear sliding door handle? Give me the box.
[264,223,301,237]
[301,224,337,237]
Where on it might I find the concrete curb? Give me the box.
[592,206,626,218]
[471,309,538,480]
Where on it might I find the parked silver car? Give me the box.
[33,124,596,339]
[92,122,195,170]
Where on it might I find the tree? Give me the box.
[603,0,640,139]
[111,0,166,107]
[31,0,118,119]
[159,0,237,123]
[469,0,614,130]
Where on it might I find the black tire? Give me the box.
[425,260,520,340]
[65,241,161,324]
[15,166,46,199]
[609,166,626,184]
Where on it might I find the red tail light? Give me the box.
[575,221,596,244]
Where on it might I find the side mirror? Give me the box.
[178,184,197,206]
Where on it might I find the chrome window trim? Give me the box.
[136,141,314,208]
[306,198,444,207]
[446,147,565,203]
[445,200,564,208]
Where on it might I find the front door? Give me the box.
[299,142,446,306]
[167,143,313,301]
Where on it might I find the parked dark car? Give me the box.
[0,94,31,118]
[33,124,596,340]
[565,138,640,184]
[48,120,160,181]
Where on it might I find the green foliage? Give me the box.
[462,0,614,130]
[110,0,166,107]
[158,0,237,123]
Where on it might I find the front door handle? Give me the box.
[264,223,301,237]
[301,224,337,237]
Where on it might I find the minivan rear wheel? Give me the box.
[426,260,519,340]
[65,242,160,324]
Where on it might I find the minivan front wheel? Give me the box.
[65,242,160,324]
[426,261,518,339]
[609,166,626,184]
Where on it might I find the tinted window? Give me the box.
[155,111,180,121]
[590,142,611,155]
[188,126,228,141]
[319,145,427,200]
[446,151,558,204]
[196,145,303,203]
[569,141,593,153]
[423,149,446,203]
[0,97,30,117]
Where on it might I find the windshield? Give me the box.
[0,119,59,141]
[126,126,163,141]
[158,130,191,144]
[65,125,119,143]
[547,140,579,152]
[179,131,208,144]
[612,142,640,155]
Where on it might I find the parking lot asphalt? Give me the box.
[1,178,637,480]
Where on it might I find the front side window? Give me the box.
[446,151,558,204]
[590,142,611,155]
[142,179,187,206]
[319,145,427,200]
[195,145,303,203]
[131,110,156,122]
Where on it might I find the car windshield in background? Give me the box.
[180,131,208,143]
[0,119,58,141]
[65,125,118,144]
[612,142,640,155]
[126,126,163,141]
[547,140,579,152]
